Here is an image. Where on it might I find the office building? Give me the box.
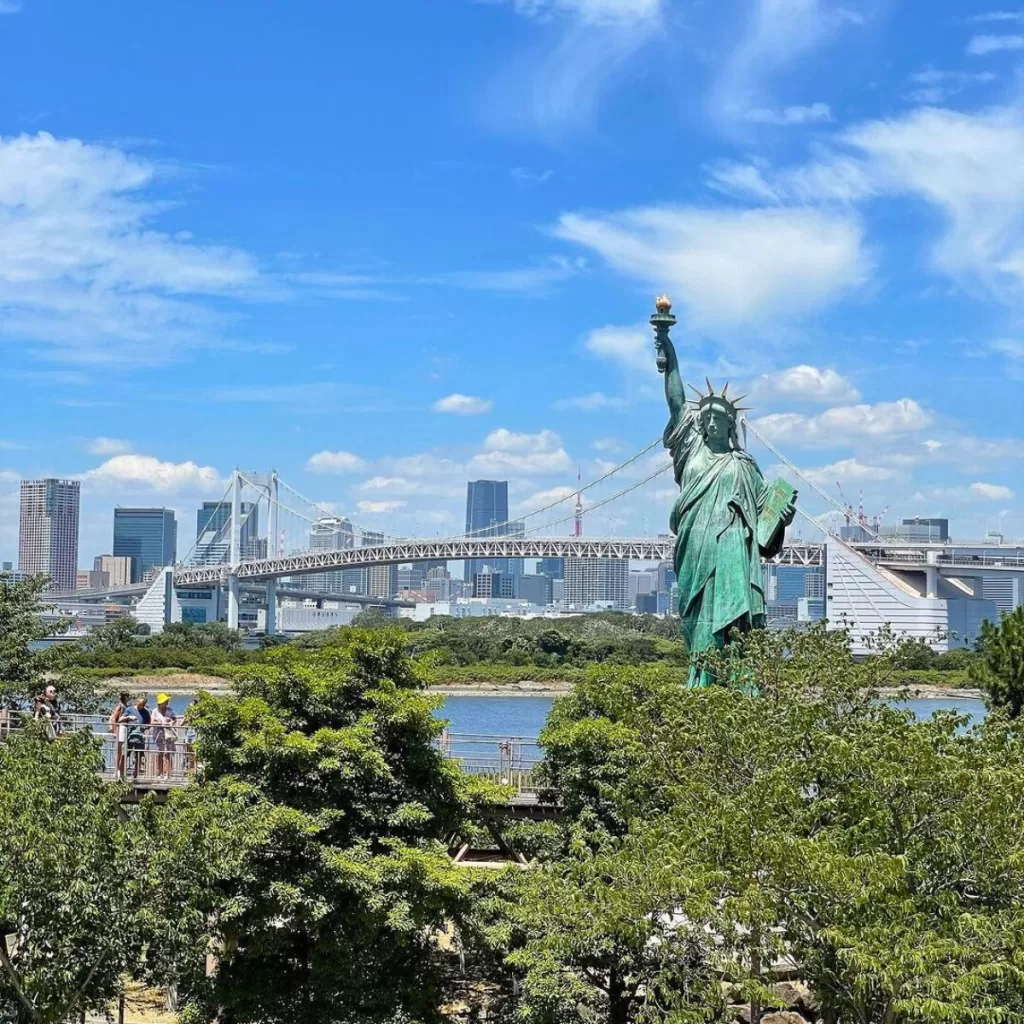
[77,569,109,590]
[564,557,630,610]
[368,564,398,599]
[472,569,514,600]
[94,554,133,588]
[465,480,511,580]
[517,573,553,606]
[536,557,565,580]
[19,479,80,592]
[397,566,424,592]
[636,593,659,614]
[113,507,177,583]
[195,501,260,564]
[629,569,658,609]
[306,516,354,594]
[425,566,452,601]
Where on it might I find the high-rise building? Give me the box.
[425,566,452,601]
[195,501,259,564]
[94,554,133,587]
[472,569,514,599]
[19,479,80,592]
[306,516,354,594]
[536,557,565,580]
[564,557,629,610]
[517,573,553,606]
[397,566,424,592]
[465,480,510,580]
[113,507,177,583]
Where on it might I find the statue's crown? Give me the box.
[688,378,750,418]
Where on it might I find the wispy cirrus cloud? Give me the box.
[967,33,1024,55]
[712,0,863,125]
[480,0,664,135]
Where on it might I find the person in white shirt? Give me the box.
[150,693,178,781]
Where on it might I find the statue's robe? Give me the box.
[664,409,785,684]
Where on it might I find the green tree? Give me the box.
[0,575,54,705]
[0,727,139,1024]
[537,625,1024,1023]
[972,606,1024,719]
[184,629,478,1024]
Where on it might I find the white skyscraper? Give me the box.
[19,479,80,592]
[564,557,629,610]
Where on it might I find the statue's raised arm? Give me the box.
[651,295,685,435]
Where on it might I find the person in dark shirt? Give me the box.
[128,696,151,779]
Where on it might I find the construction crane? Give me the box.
[835,482,888,533]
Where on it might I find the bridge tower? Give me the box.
[266,470,279,635]
[227,468,242,630]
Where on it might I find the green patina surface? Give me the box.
[651,298,796,687]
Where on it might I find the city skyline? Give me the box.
[0,1,1020,565]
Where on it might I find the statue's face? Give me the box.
[702,403,733,450]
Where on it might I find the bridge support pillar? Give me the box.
[266,581,277,634]
[925,550,939,600]
[227,575,240,630]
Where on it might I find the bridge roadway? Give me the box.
[173,537,826,587]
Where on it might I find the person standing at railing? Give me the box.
[129,696,151,779]
[109,690,134,778]
[33,685,61,737]
[151,693,178,781]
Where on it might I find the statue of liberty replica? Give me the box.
[651,296,797,686]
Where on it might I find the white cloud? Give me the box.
[515,485,579,509]
[86,437,134,456]
[469,448,572,475]
[84,454,223,494]
[748,365,860,403]
[713,0,862,123]
[967,34,1024,54]
[716,105,1024,299]
[970,11,1024,23]
[904,68,996,104]
[482,0,663,135]
[971,481,1015,499]
[743,103,832,126]
[502,0,661,24]
[583,324,651,371]
[990,338,1024,376]
[554,390,628,410]
[430,256,582,293]
[0,132,265,365]
[306,450,367,474]
[433,393,494,415]
[483,428,563,452]
[750,398,932,447]
[557,206,869,327]
[357,500,407,514]
[592,437,627,452]
[803,458,902,484]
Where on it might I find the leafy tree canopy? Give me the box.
[184,629,482,1024]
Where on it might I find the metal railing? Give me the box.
[0,712,195,787]
[437,731,543,795]
[0,715,547,798]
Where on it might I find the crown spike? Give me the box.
[705,376,714,394]
[721,382,729,399]
[687,383,704,398]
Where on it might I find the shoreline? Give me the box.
[95,674,984,702]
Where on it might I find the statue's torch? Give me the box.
[650,295,676,374]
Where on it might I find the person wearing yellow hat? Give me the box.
[150,692,178,782]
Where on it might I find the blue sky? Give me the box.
[0,0,1022,565]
